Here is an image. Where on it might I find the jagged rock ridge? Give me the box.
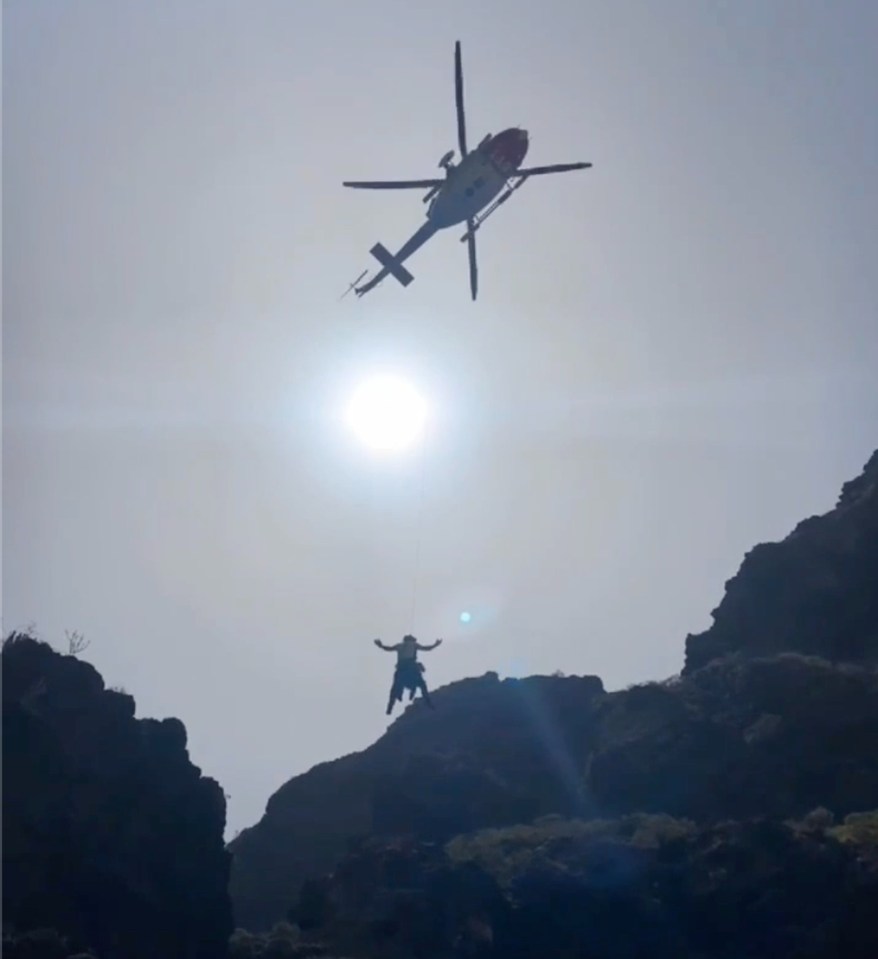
[684,448,878,673]
[2,634,233,959]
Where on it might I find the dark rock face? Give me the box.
[2,634,233,959]
[294,836,510,959]
[684,450,878,673]
[292,815,878,959]
[588,654,878,820]
[229,674,606,931]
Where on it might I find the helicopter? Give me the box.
[341,41,592,302]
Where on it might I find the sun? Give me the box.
[344,374,429,452]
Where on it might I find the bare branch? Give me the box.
[65,629,91,656]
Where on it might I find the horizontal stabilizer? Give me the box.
[370,242,414,287]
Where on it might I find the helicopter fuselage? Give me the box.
[427,127,529,228]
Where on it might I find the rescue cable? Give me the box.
[407,421,429,630]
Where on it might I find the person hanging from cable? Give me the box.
[373,635,442,715]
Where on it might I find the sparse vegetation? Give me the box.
[787,806,836,832]
[228,922,303,959]
[445,813,696,887]
[830,810,878,846]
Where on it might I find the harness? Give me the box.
[395,659,425,685]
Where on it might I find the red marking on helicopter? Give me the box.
[485,128,529,175]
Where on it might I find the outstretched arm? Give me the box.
[373,639,398,652]
[417,639,443,651]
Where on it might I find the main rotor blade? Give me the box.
[466,218,478,301]
[515,162,592,176]
[343,179,442,189]
[454,41,468,157]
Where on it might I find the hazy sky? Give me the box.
[4,0,877,838]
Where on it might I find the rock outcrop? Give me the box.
[589,653,878,820]
[229,673,605,931]
[684,449,878,673]
[2,634,233,959]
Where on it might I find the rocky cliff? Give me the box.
[231,450,878,941]
[2,633,233,959]
[684,448,878,672]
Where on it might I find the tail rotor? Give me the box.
[340,269,368,300]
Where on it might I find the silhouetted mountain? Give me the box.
[2,634,233,959]
[230,450,878,942]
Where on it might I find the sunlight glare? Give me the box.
[344,374,428,452]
